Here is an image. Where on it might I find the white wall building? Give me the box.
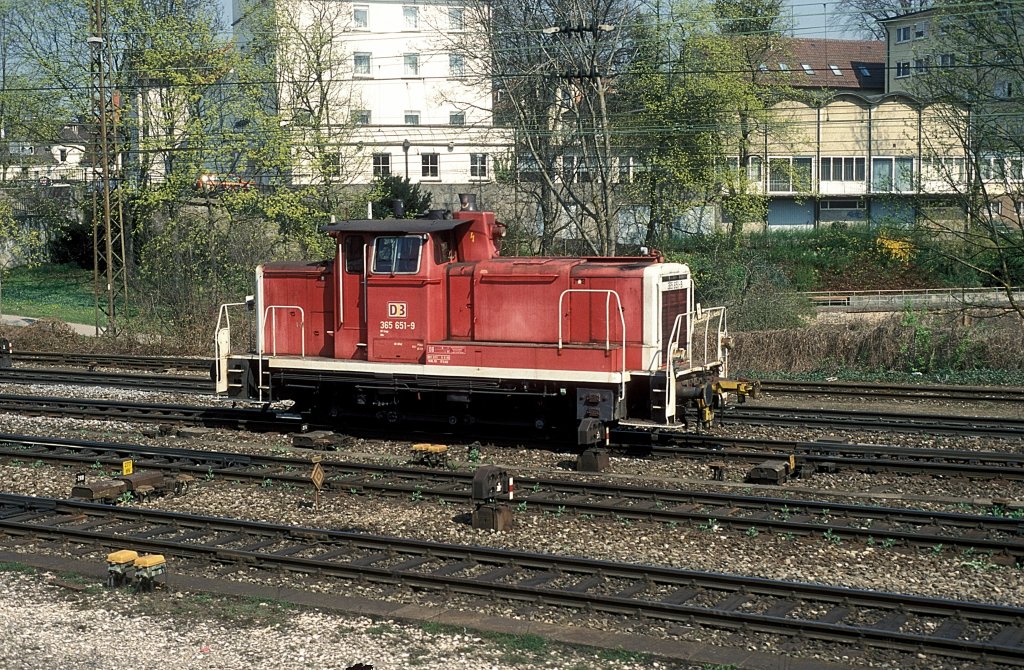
[235,0,512,196]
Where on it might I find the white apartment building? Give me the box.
[235,0,511,200]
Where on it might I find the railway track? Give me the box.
[0,368,212,394]
[1,392,1023,476]
[9,351,209,374]
[2,493,1023,666]
[721,405,1024,439]
[613,429,1024,479]
[9,351,1024,408]
[759,379,1024,403]
[0,394,301,432]
[5,433,1023,559]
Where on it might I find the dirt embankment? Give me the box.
[731,311,1024,374]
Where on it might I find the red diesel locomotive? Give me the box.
[214,197,730,444]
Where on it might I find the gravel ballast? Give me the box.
[1,383,1023,668]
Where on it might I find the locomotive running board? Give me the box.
[251,354,629,386]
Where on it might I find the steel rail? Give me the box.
[758,379,1024,403]
[721,405,1024,439]
[0,368,212,394]
[9,352,210,374]
[611,429,1024,478]
[2,494,1023,665]
[0,394,301,432]
[4,433,1023,559]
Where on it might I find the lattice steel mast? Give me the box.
[88,0,129,336]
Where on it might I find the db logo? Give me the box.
[387,302,408,318]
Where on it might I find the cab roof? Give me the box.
[323,219,463,234]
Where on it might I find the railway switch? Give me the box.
[133,554,167,592]
[471,465,514,531]
[106,550,139,587]
[411,443,449,468]
[746,459,796,485]
[577,448,610,472]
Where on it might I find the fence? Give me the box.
[801,287,1023,312]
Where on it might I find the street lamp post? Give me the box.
[402,139,411,178]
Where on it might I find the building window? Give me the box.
[404,110,420,125]
[449,111,465,126]
[821,199,865,210]
[829,64,842,76]
[995,80,1013,99]
[858,65,871,77]
[403,6,418,29]
[939,54,955,67]
[746,156,763,182]
[422,153,439,178]
[922,157,965,183]
[768,156,812,192]
[914,58,928,73]
[449,54,465,77]
[895,61,911,78]
[354,52,371,76]
[449,6,464,30]
[373,153,391,177]
[896,26,911,42]
[321,151,341,178]
[800,63,814,75]
[820,157,866,182]
[353,110,370,125]
[871,157,915,193]
[757,63,768,73]
[914,22,927,39]
[353,5,368,28]
[470,153,488,178]
[619,156,637,183]
[404,53,419,76]
[778,62,791,72]
[1010,157,1023,181]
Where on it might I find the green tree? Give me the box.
[373,176,432,219]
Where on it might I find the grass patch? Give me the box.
[0,562,37,574]
[419,621,465,636]
[1,263,95,324]
[1,262,95,325]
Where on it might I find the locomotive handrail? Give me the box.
[692,306,727,374]
[557,289,626,396]
[262,305,306,358]
[213,301,250,394]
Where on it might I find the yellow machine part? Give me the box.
[411,443,448,454]
[714,379,760,401]
[107,550,139,565]
[134,554,166,569]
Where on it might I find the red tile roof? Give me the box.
[768,38,886,92]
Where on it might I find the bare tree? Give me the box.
[835,0,927,39]
[904,3,1024,320]
[457,0,642,255]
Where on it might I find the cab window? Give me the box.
[373,235,423,274]
[433,231,454,264]
[344,236,364,273]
